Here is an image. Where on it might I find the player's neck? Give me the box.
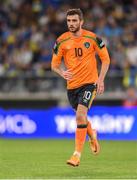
[71,29,83,37]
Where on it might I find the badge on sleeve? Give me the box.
[53,41,58,54]
[96,37,105,49]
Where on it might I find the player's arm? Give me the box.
[51,41,72,80]
[97,63,109,94]
[94,37,110,94]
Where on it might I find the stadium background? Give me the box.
[0,0,137,179]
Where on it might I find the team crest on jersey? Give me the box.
[84,42,90,48]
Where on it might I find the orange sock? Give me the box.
[87,121,93,138]
[75,125,87,153]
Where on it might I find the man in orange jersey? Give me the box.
[51,8,110,167]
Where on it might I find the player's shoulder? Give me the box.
[53,32,70,54]
[57,31,71,43]
[83,29,105,48]
[82,29,97,38]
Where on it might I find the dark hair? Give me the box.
[66,8,83,20]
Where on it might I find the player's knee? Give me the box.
[76,113,86,124]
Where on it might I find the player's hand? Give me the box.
[61,69,73,80]
[95,79,104,94]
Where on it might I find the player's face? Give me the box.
[67,15,83,33]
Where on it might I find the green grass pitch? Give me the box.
[0,139,137,179]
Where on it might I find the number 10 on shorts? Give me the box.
[83,91,91,100]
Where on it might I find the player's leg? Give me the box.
[88,121,100,155]
[67,104,88,167]
[85,85,100,155]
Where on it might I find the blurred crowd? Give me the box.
[0,0,137,90]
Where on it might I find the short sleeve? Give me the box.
[93,37,110,64]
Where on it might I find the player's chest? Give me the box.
[63,38,93,56]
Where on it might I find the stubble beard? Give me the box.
[68,25,80,33]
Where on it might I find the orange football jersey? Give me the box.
[51,29,110,89]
